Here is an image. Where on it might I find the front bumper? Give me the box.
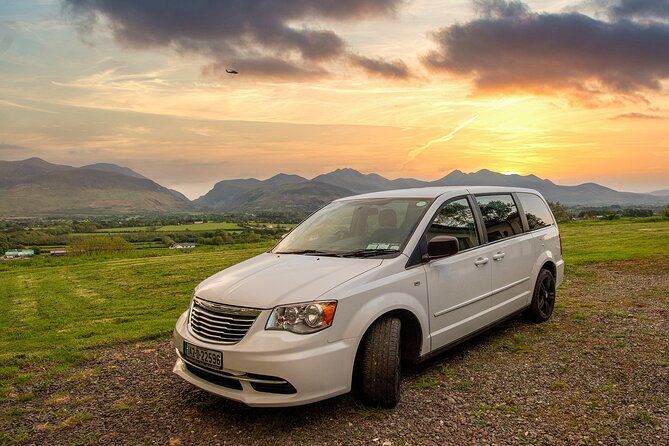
[172,310,358,407]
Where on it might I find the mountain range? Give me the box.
[196,167,667,211]
[0,158,190,216]
[0,158,666,216]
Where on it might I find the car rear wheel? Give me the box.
[527,268,556,322]
[360,316,402,408]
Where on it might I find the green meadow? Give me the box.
[0,218,668,393]
[95,221,244,233]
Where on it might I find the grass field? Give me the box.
[0,218,666,390]
[560,217,669,268]
[0,242,273,391]
[95,222,244,233]
[0,217,668,444]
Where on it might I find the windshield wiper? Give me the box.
[338,248,399,258]
[274,249,342,256]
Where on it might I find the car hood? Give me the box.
[195,252,383,308]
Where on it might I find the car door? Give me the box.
[424,196,493,350]
[474,193,535,317]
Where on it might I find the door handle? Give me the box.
[474,257,489,266]
[493,252,506,261]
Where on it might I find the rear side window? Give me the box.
[518,193,554,230]
[427,198,479,251]
[475,194,523,242]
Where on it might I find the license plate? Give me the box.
[183,341,223,370]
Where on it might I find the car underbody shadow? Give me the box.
[402,312,533,378]
[187,312,534,425]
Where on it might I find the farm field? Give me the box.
[93,221,294,233]
[0,218,668,445]
[95,222,243,232]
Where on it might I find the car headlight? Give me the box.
[266,301,337,334]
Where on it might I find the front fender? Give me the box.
[329,266,430,357]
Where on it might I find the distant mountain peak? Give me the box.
[15,157,63,168]
[23,156,49,163]
[82,162,149,180]
[265,172,307,182]
[268,173,295,179]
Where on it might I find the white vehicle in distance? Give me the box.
[173,187,564,407]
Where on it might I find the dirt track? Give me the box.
[3,259,668,445]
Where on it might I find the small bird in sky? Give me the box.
[225,69,238,74]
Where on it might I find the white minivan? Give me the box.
[173,187,564,407]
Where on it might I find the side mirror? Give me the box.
[423,235,459,261]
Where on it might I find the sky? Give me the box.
[0,0,668,199]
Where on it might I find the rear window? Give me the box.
[475,194,523,242]
[518,193,554,230]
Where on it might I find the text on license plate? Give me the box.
[183,342,223,370]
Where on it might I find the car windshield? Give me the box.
[273,198,433,257]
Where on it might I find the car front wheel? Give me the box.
[360,316,402,408]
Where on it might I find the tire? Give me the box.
[527,268,556,322]
[360,316,402,408]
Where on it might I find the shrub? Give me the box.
[160,235,175,247]
[0,234,9,253]
[68,236,134,255]
[547,201,572,223]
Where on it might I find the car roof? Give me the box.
[335,186,542,201]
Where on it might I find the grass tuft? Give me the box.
[415,374,440,390]
[453,381,474,392]
[502,333,527,353]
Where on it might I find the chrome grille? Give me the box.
[189,297,261,344]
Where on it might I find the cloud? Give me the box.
[473,0,530,19]
[422,0,669,102]
[0,99,56,114]
[0,143,29,153]
[0,143,33,160]
[0,34,13,53]
[404,114,479,164]
[63,0,406,81]
[348,55,410,79]
[606,0,669,21]
[611,112,664,120]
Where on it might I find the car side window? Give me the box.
[427,198,480,251]
[518,193,554,230]
[475,194,523,242]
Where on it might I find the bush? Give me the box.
[160,235,175,247]
[547,201,572,223]
[0,234,10,253]
[68,236,134,255]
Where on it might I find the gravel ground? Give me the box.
[2,258,668,445]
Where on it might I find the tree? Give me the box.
[72,221,99,233]
[663,205,669,218]
[161,235,175,247]
[246,231,261,242]
[547,202,572,223]
[0,233,10,253]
